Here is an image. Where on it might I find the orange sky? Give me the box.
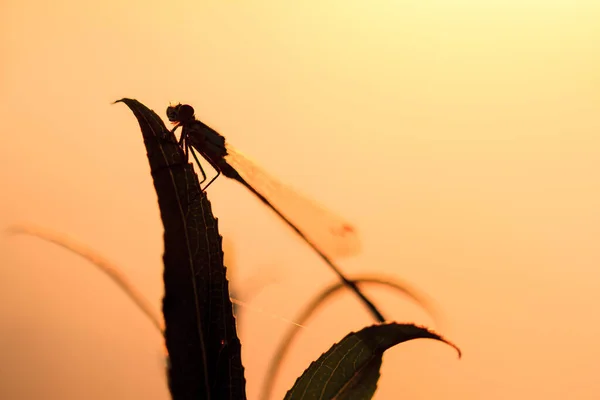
[1,1,600,399]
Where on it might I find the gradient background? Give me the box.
[1,1,600,399]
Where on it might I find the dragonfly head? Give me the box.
[166,103,196,124]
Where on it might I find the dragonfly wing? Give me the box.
[224,144,361,259]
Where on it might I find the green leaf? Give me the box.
[116,98,246,400]
[285,323,460,400]
[259,275,441,400]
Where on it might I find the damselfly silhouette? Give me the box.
[166,103,385,322]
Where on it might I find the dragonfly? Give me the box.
[166,103,385,322]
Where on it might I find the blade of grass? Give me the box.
[6,225,278,337]
[7,225,164,333]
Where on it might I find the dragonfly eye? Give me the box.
[166,104,181,122]
[178,104,195,123]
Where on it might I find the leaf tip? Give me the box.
[445,339,462,359]
[415,323,462,360]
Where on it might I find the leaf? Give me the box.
[285,323,460,400]
[7,225,164,334]
[259,275,441,400]
[116,98,246,400]
[6,224,257,372]
[6,225,248,337]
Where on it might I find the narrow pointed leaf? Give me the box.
[6,225,164,334]
[116,98,246,400]
[285,323,460,400]
[260,276,440,400]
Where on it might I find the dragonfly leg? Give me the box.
[177,128,188,157]
[180,137,191,163]
[167,124,181,142]
[200,169,220,191]
[177,129,186,147]
[189,145,208,185]
[200,157,222,191]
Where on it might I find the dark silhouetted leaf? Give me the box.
[116,98,246,400]
[285,323,460,400]
[260,275,441,400]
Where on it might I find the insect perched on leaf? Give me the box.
[166,103,385,322]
